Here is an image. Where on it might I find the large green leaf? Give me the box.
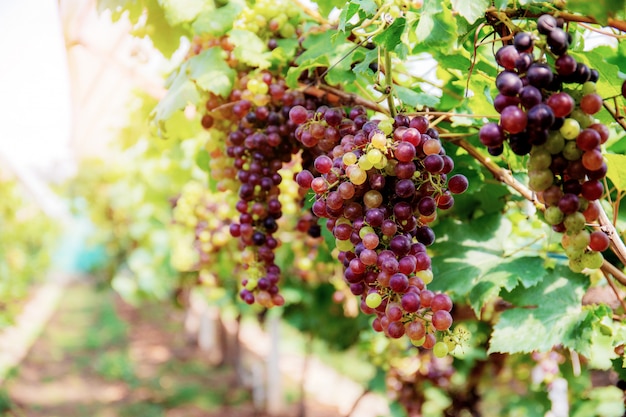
[158,0,211,25]
[193,1,244,35]
[450,0,489,24]
[566,0,626,24]
[188,48,236,97]
[489,267,590,354]
[228,29,273,69]
[415,0,457,48]
[373,17,407,51]
[605,153,626,192]
[150,66,200,126]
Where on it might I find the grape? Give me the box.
[547,92,575,118]
[289,105,308,124]
[431,293,453,312]
[520,86,543,109]
[513,32,534,52]
[448,174,469,194]
[589,231,610,252]
[479,123,505,147]
[433,341,449,358]
[537,14,558,34]
[432,310,453,331]
[547,28,569,55]
[527,63,554,89]
[527,104,555,131]
[496,45,520,70]
[500,106,527,134]
[580,93,603,115]
[496,71,523,96]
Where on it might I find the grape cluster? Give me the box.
[290,105,469,353]
[480,14,611,271]
[226,73,328,308]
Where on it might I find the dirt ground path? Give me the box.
[1,282,342,417]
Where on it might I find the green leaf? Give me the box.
[394,85,440,109]
[157,0,211,25]
[493,0,508,9]
[188,48,236,97]
[228,29,272,69]
[566,0,626,24]
[373,17,406,51]
[314,0,349,19]
[489,267,590,354]
[195,149,210,172]
[193,2,244,35]
[151,66,200,126]
[450,0,489,24]
[140,0,186,57]
[338,1,362,31]
[605,153,626,192]
[286,31,357,87]
[415,0,457,48]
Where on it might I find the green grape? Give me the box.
[564,212,586,233]
[433,341,449,358]
[569,256,585,273]
[528,149,552,170]
[544,206,564,225]
[581,81,597,95]
[544,131,565,154]
[528,169,554,192]
[570,109,593,129]
[560,118,580,140]
[411,336,426,346]
[366,292,383,309]
[562,141,583,161]
[367,148,384,164]
[582,251,604,269]
[568,229,591,250]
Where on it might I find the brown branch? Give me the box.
[596,201,626,268]
[603,101,626,132]
[600,261,626,312]
[453,138,540,205]
[485,8,626,34]
[302,83,388,113]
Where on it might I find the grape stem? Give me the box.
[602,101,626,132]
[600,261,626,311]
[384,49,397,118]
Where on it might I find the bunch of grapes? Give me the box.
[225,72,329,308]
[480,14,611,272]
[290,105,469,354]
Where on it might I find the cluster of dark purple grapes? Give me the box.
[227,74,324,308]
[290,105,469,354]
[479,14,611,271]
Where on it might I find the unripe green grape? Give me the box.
[373,155,388,169]
[358,154,374,170]
[528,149,552,170]
[560,118,580,140]
[569,256,585,273]
[562,141,583,161]
[582,81,597,95]
[544,131,565,154]
[570,109,593,129]
[564,212,586,233]
[366,292,382,309]
[359,225,376,239]
[582,251,603,269]
[433,341,449,358]
[528,169,554,192]
[367,148,384,164]
[415,269,433,284]
[343,152,357,166]
[336,238,354,251]
[565,245,584,260]
[411,336,426,346]
[568,229,590,250]
[378,119,393,135]
[544,206,564,225]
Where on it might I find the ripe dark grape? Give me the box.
[448,174,469,194]
[500,106,527,134]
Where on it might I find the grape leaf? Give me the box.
[566,0,626,24]
[450,0,489,24]
[430,214,548,307]
[489,267,590,354]
[338,1,362,31]
[315,0,349,19]
[188,48,236,97]
[605,153,626,192]
[228,29,272,69]
[157,0,211,25]
[140,0,186,57]
[373,17,406,51]
[394,85,440,109]
[193,2,244,35]
[415,0,457,48]
[150,67,200,127]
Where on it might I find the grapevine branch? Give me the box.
[485,8,626,34]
